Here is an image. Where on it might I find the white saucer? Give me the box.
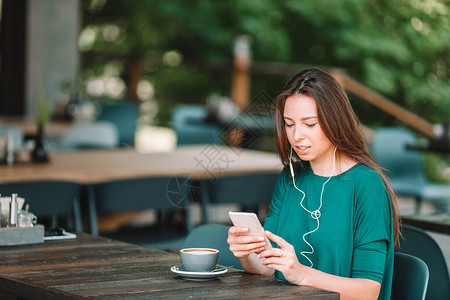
[171,265,228,281]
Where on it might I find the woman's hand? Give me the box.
[227,226,267,258]
[258,230,306,285]
[260,231,381,299]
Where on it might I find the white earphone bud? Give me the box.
[289,146,337,268]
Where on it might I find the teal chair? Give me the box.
[200,172,279,224]
[88,176,195,251]
[97,100,137,147]
[171,105,223,145]
[371,127,450,213]
[397,224,450,300]
[59,121,119,150]
[182,224,242,269]
[0,180,82,232]
[391,252,429,300]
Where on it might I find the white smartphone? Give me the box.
[228,211,272,250]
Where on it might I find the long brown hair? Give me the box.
[275,67,400,247]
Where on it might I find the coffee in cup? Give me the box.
[180,248,219,272]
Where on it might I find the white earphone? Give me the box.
[289,146,337,268]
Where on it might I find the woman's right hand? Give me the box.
[227,226,267,258]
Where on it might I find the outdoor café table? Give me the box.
[0,145,283,184]
[402,213,450,235]
[0,233,340,299]
[0,145,283,235]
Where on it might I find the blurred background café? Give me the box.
[0,0,449,268]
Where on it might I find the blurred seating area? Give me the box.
[88,176,195,251]
[0,139,283,253]
[391,252,429,300]
[171,104,223,146]
[397,224,450,300]
[1,103,449,229]
[199,172,279,224]
[97,100,138,147]
[0,124,24,152]
[0,180,82,232]
[371,127,450,213]
[59,121,119,150]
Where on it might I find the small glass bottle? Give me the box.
[8,193,18,227]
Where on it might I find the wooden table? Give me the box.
[402,213,450,235]
[0,234,339,299]
[0,145,283,234]
[0,145,283,184]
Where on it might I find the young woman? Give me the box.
[227,67,400,300]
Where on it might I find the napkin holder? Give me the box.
[1,196,25,227]
[0,196,45,246]
[0,225,45,246]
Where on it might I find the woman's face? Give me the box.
[283,94,335,172]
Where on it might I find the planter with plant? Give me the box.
[32,93,52,163]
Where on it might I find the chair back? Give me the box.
[398,224,450,300]
[0,180,82,232]
[372,127,450,213]
[200,172,279,223]
[171,105,222,145]
[93,177,194,213]
[371,127,426,196]
[60,121,119,150]
[182,224,242,269]
[391,252,429,300]
[97,100,137,146]
[89,176,196,250]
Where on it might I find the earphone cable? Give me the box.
[290,147,337,267]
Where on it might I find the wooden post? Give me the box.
[126,56,141,103]
[230,36,251,147]
[232,35,251,110]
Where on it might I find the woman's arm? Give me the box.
[295,267,380,300]
[227,226,275,276]
[259,230,380,300]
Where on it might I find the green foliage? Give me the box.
[423,153,450,183]
[80,0,449,126]
[35,91,52,126]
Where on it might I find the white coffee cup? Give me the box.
[179,248,219,272]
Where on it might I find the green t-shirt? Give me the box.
[264,163,393,300]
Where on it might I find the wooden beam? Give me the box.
[331,71,435,138]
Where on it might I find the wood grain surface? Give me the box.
[0,234,339,299]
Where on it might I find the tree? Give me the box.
[80,0,449,126]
